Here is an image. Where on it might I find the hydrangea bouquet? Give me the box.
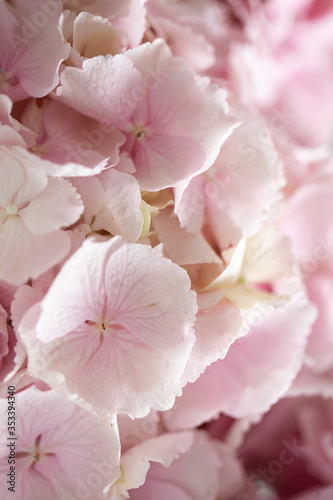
[0,1,333,499]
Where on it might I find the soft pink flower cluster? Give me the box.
[0,0,332,499]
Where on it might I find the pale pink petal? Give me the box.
[58,39,235,190]
[93,168,143,242]
[0,386,120,500]
[127,41,235,188]
[21,238,196,417]
[28,230,85,298]
[206,237,247,290]
[70,175,105,227]
[0,217,71,286]
[57,54,142,128]
[102,243,197,349]
[35,238,127,342]
[0,1,29,102]
[206,200,244,250]
[0,123,25,147]
[145,0,223,74]
[281,174,333,261]
[72,12,126,60]
[0,95,35,147]
[0,147,83,285]
[132,134,205,191]
[175,117,285,244]
[304,269,333,372]
[0,0,70,100]
[203,227,294,310]
[19,178,83,235]
[163,296,316,429]
[207,119,285,247]
[146,6,215,72]
[117,431,194,495]
[37,158,110,179]
[115,152,136,173]
[182,300,245,384]
[214,441,247,499]
[22,305,194,418]
[0,280,19,314]
[128,432,221,500]
[11,284,45,333]
[242,226,295,283]
[222,283,284,310]
[127,39,235,173]
[196,289,225,311]
[289,365,333,399]
[0,147,25,207]
[112,0,147,48]
[174,176,206,233]
[3,147,47,208]
[153,208,221,266]
[26,99,125,175]
[117,411,161,453]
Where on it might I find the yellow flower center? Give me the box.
[135,127,146,140]
[6,205,18,216]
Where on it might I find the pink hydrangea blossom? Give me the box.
[0,146,83,285]
[71,168,144,242]
[0,386,120,500]
[0,0,70,101]
[0,1,332,498]
[57,39,236,190]
[19,237,197,418]
[21,98,125,176]
[174,117,285,247]
[162,293,316,430]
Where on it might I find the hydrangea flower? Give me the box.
[20,237,197,418]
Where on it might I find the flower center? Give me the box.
[16,434,55,468]
[0,69,18,87]
[85,319,110,341]
[85,318,123,342]
[135,127,146,140]
[29,144,48,156]
[6,205,18,216]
